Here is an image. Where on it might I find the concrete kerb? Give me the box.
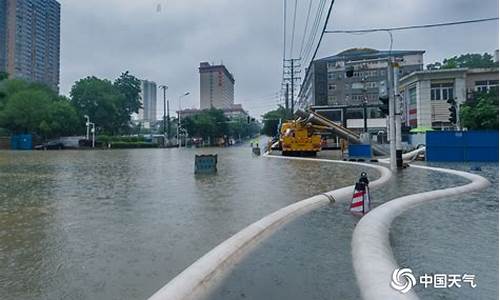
[148,153,392,300]
[352,163,491,300]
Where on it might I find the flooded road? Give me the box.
[206,160,498,300]
[0,146,372,300]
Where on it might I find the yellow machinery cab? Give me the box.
[280,120,321,156]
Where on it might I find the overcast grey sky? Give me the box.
[59,0,499,118]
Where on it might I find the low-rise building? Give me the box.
[399,67,498,129]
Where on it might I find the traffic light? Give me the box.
[379,96,389,117]
[377,80,389,117]
[346,66,354,78]
[247,116,250,124]
[447,98,457,124]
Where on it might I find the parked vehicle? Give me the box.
[280,120,322,156]
[35,141,64,150]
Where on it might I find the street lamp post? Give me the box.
[363,97,368,133]
[84,115,95,148]
[84,115,90,140]
[91,123,95,148]
[177,92,190,147]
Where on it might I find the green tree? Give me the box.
[0,90,81,138]
[70,76,124,134]
[48,97,81,136]
[460,89,498,130]
[261,105,288,136]
[227,117,260,139]
[427,53,498,70]
[113,71,142,131]
[0,90,52,134]
[0,72,8,81]
[70,72,142,135]
[0,79,31,111]
[0,79,80,138]
[181,108,229,144]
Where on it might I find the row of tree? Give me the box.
[0,71,142,139]
[426,53,498,70]
[0,78,80,138]
[261,105,289,137]
[0,71,261,143]
[181,108,260,144]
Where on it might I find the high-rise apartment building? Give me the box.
[199,62,234,109]
[0,1,6,73]
[0,0,60,90]
[137,80,157,122]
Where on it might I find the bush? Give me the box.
[110,141,158,149]
[97,135,147,144]
[97,135,111,144]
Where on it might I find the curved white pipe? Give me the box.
[148,155,392,300]
[352,164,490,300]
[378,147,426,164]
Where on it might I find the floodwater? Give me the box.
[206,160,498,300]
[0,145,373,300]
[392,163,498,300]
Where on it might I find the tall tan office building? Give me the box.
[0,0,61,91]
[199,62,234,109]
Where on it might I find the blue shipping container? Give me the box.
[11,134,33,150]
[426,131,498,162]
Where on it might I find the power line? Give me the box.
[298,0,313,59]
[325,17,499,34]
[296,0,336,110]
[301,0,327,66]
[282,0,287,61]
[289,0,298,57]
[309,0,335,67]
[280,0,287,105]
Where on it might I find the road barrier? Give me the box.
[148,154,392,300]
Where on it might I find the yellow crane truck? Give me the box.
[280,120,323,156]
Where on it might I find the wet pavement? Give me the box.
[0,145,372,300]
[206,161,497,300]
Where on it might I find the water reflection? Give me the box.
[206,162,497,300]
[0,147,370,300]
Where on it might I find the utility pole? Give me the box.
[363,98,368,133]
[167,99,171,140]
[393,60,403,169]
[290,59,295,114]
[159,85,169,144]
[285,83,289,117]
[284,58,301,115]
[388,58,397,171]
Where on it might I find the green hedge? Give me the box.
[97,135,146,144]
[110,141,158,149]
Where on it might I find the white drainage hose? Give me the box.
[148,154,392,300]
[352,164,490,300]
